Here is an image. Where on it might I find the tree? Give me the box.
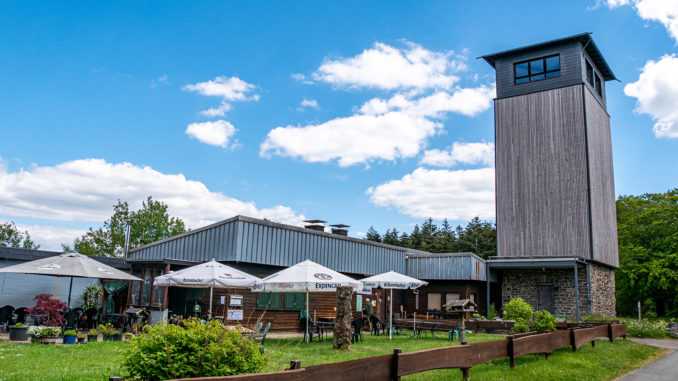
[0,221,40,249]
[615,189,678,317]
[364,226,382,242]
[69,196,186,257]
[457,217,496,259]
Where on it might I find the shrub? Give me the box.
[14,323,24,327]
[488,303,498,320]
[123,318,267,381]
[96,323,116,336]
[512,319,531,333]
[64,330,77,336]
[27,294,67,327]
[627,320,669,338]
[504,297,533,322]
[533,310,556,333]
[27,326,62,338]
[79,284,102,310]
[472,313,486,320]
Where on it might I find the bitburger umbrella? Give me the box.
[253,259,362,343]
[153,259,260,317]
[0,252,141,307]
[360,271,427,339]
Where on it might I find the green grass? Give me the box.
[0,333,666,381]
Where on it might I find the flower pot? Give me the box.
[77,336,86,343]
[114,333,123,341]
[32,336,60,344]
[63,335,77,344]
[87,334,98,343]
[9,326,29,341]
[104,335,113,341]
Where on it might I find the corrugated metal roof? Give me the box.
[0,247,129,270]
[128,215,487,279]
[406,253,486,281]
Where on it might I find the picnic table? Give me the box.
[314,321,334,340]
[224,325,254,335]
[399,320,446,339]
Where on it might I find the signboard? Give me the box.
[227,309,244,320]
[230,295,243,306]
[220,295,226,305]
[356,295,362,311]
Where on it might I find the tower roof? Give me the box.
[481,33,616,81]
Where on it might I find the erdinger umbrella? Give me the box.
[360,271,428,339]
[0,252,141,307]
[253,259,362,343]
[153,259,260,316]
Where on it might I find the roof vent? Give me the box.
[303,219,326,232]
[330,224,350,236]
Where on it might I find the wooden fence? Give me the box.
[167,323,626,381]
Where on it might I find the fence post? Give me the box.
[507,335,515,369]
[607,323,613,342]
[109,377,123,381]
[392,348,401,381]
[545,352,551,360]
[461,367,470,380]
[569,328,576,352]
[287,360,301,370]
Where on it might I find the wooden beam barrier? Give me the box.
[610,323,627,340]
[469,339,509,365]
[304,354,393,381]
[396,344,473,377]
[572,325,609,350]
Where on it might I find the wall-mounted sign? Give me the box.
[227,309,243,320]
[220,295,226,305]
[230,295,243,306]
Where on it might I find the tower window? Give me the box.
[586,60,594,85]
[594,73,602,96]
[514,54,560,84]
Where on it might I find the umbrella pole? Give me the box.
[209,286,213,320]
[390,288,393,340]
[67,276,74,308]
[306,289,309,344]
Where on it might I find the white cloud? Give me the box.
[261,112,440,167]
[183,76,259,118]
[150,74,169,88]
[0,158,305,229]
[291,73,314,85]
[261,85,494,166]
[421,141,495,167]
[366,167,495,220]
[312,41,466,91]
[2,221,86,251]
[603,0,678,42]
[185,120,237,148]
[299,99,320,109]
[624,54,678,138]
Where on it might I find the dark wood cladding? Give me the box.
[495,84,592,260]
[584,88,619,267]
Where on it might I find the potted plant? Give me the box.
[87,328,99,343]
[77,331,87,343]
[99,323,116,341]
[123,332,134,341]
[114,330,122,341]
[28,326,62,344]
[63,330,77,344]
[9,323,29,341]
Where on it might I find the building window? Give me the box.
[141,268,152,306]
[594,73,602,96]
[152,266,164,307]
[129,268,142,305]
[445,293,460,306]
[427,292,442,311]
[514,54,560,84]
[257,293,282,310]
[586,60,594,85]
[283,293,307,311]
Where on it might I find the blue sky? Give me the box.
[1,1,677,249]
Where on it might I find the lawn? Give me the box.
[0,333,667,381]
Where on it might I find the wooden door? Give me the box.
[537,285,554,313]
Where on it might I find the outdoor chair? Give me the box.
[250,321,263,338]
[84,308,98,330]
[256,322,271,354]
[13,307,29,325]
[351,318,364,343]
[0,305,15,332]
[62,309,81,333]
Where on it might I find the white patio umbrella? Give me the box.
[0,252,141,307]
[153,259,260,317]
[253,259,362,343]
[360,271,428,339]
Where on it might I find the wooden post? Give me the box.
[545,352,551,360]
[591,339,595,347]
[607,323,613,342]
[570,328,577,352]
[392,348,402,381]
[333,286,352,350]
[109,377,123,381]
[461,368,470,380]
[287,360,301,370]
[161,263,170,311]
[507,335,515,369]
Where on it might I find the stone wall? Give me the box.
[588,263,616,317]
[501,267,588,318]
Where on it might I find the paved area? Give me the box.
[618,338,678,380]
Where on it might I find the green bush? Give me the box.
[488,303,498,320]
[504,297,533,322]
[627,320,669,338]
[63,330,77,336]
[533,310,556,333]
[123,318,267,381]
[512,319,531,333]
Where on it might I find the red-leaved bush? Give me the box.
[27,294,67,326]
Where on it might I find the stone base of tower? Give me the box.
[495,260,616,319]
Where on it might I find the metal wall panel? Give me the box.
[406,255,486,281]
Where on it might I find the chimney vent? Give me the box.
[330,224,350,236]
[303,219,326,232]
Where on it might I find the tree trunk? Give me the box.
[333,286,352,350]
